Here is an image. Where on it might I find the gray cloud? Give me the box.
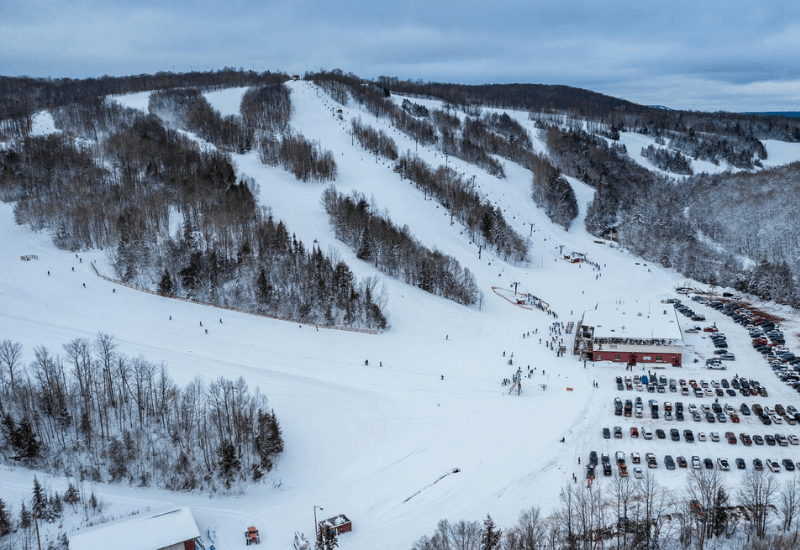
[2,0,800,111]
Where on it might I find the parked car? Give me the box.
[717,458,730,471]
[630,427,639,438]
[767,459,781,473]
[633,466,643,479]
[753,435,765,445]
[671,429,680,441]
[656,429,666,439]
[589,451,599,465]
[684,430,694,443]
[698,432,707,442]
[677,456,688,468]
[603,463,612,476]
[646,453,657,468]
[614,426,623,438]
[740,433,752,445]
[603,427,611,439]
[692,456,702,469]
[631,452,641,464]
[704,458,714,469]
[642,428,653,440]
[753,458,764,471]
[711,432,720,442]
[783,459,796,472]
[616,451,626,464]
[735,458,746,469]
[725,432,737,444]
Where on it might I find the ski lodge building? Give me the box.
[576,303,684,366]
[69,507,201,550]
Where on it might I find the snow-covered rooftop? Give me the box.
[68,507,199,550]
[582,303,683,342]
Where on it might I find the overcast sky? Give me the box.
[2,0,799,112]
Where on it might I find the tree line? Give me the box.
[351,117,399,160]
[412,468,800,550]
[640,144,693,175]
[0,335,284,493]
[395,153,528,262]
[322,187,481,306]
[0,475,106,550]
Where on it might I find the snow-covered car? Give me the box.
[698,432,707,442]
[631,452,641,464]
[646,453,657,468]
[692,456,701,469]
[616,451,626,464]
[717,458,730,471]
[633,467,643,479]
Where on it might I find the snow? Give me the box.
[4,81,800,549]
[614,131,730,177]
[761,139,800,168]
[30,110,60,136]
[582,303,683,342]
[109,91,152,113]
[69,507,200,550]
[203,86,249,117]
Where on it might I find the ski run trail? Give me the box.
[4,80,800,548]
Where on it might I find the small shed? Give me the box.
[69,507,201,550]
[319,514,352,536]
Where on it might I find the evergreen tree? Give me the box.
[314,526,325,550]
[323,526,338,550]
[31,476,46,519]
[481,514,502,550]
[19,502,31,529]
[356,226,372,261]
[158,268,173,294]
[217,441,241,485]
[63,483,80,509]
[712,488,729,537]
[89,492,98,510]
[0,498,11,537]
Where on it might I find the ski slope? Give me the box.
[3,82,800,549]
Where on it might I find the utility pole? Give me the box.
[314,505,324,536]
[34,512,42,550]
[512,281,520,295]
[530,222,534,237]
[478,245,482,260]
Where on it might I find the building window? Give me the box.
[643,356,651,361]
[614,355,620,361]
[595,354,601,361]
[656,356,663,362]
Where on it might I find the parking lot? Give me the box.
[585,295,800,482]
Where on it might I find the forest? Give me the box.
[322,187,481,306]
[413,468,800,550]
[0,335,284,493]
[0,79,387,329]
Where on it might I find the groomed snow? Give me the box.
[30,110,60,136]
[203,86,249,117]
[3,82,800,549]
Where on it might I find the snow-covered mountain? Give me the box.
[3,79,800,549]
